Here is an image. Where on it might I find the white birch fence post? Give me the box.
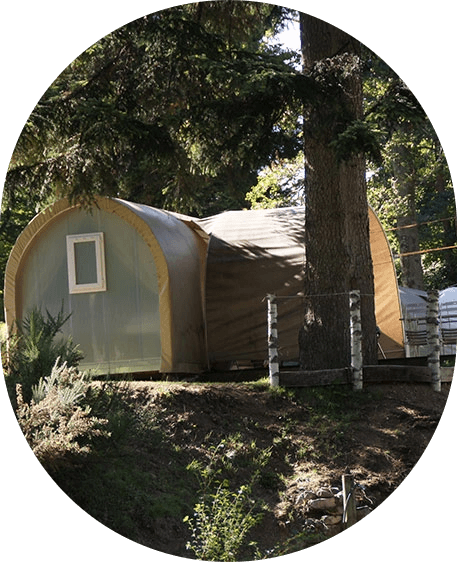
[426,290,441,392]
[349,290,363,391]
[267,294,280,387]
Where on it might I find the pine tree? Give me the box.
[4,3,300,215]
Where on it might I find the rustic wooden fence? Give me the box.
[267,291,453,392]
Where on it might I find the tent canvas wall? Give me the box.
[197,206,404,368]
[4,197,404,375]
[198,207,308,367]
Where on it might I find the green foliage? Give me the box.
[184,436,271,561]
[3,307,101,473]
[31,358,91,406]
[365,73,428,133]
[184,481,262,561]
[2,0,454,326]
[4,2,302,215]
[363,52,456,289]
[243,44,455,288]
[15,360,109,472]
[246,152,305,209]
[329,120,382,164]
[4,306,83,406]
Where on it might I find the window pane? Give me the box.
[74,241,98,285]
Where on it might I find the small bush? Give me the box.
[16,359,110,473]
[4,306,83,406]
[184,438,271,561]
[184,481,261,562]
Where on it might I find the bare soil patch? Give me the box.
[55,379,450,558]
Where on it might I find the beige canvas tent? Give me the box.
[198,206,404,368]
[4,197,404,375]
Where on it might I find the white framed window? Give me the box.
[66,232,106,294]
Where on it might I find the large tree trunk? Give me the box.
[299,14,377,369]
[391,132,425,290]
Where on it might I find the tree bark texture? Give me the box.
[391,135,424,289]
[299,14,377,370]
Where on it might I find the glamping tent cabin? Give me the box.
[4,197,208,374]
[4,197,404,375]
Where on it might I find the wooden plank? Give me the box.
[279,368,351,387]
[363,365,431,383]
[364,365,452,384]
[279,365,452,387]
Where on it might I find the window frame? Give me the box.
[66,232,107,294]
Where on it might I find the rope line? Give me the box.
[266,293,375,300]
[385,216,456,232]
[394,244,457,258]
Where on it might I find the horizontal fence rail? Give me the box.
[267,290,452,392]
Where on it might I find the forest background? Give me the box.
[0,2,456,317]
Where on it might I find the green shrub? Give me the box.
[16,359,110,473]
[4,306,83,406]
[184,481,261,562]
[184,438,272,561]
[3,307,110,472]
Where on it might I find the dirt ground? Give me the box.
[115,379,450,557]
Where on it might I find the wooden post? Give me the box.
[267,294,280,387]
[426,290,441,392]
[342,473,357,529]
[349,290,363,391]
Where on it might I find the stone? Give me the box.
[308,497,338,511]
[328,503,344,515]
[322,514,342,525]
[316,487,334,498]
[296,490,317,503]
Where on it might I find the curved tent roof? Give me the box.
[399,286,428,307]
